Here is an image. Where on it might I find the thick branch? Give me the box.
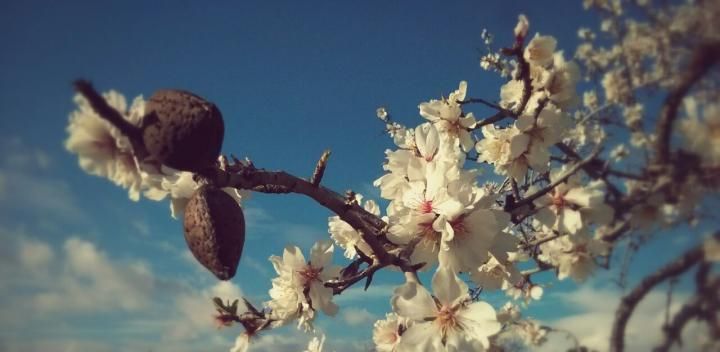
[609,235,717,352]
[654,42,720,164]
[209,166,395,264]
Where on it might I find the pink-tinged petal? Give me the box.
[391,282,437,321]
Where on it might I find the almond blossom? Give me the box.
[524,34,557,67]
[532,169,614,234]
[679,100,720,166]
[390,266,501,351]
[328,194,380,259]
[373,313,406,352]
[266,241,341,330]
[418,81,477,152]
[65,91,148,201]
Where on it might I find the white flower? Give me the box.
[373,313,405,352]
[703,235,720,262]
[533,170,614,234]
[470,256,522,291]
[499,79,524,109]
[515,104,570,147]
[266,241,341,330]
[583,90,599,110]
[602,68,631,104]
[377,107,389,121]
[419,81,477,152]
[623,103,644,129]
[497,320,547,348]
[524,34,557,67]
[160,170,248,219]
[514,14,529,38]
[506,282,543,302]
[537,228,609,282]
[435,200,511,273]
[230,333,250,352]
[391,267,501,351]
[544,53,580,109]
[65,91,148,201]
[496,302,521,324]
[609,144,629,161]
[305,334,326,352]
[475,125,519,166]
[329,195,380,259]
[680,100,720,166]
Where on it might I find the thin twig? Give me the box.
[511,146,602,212]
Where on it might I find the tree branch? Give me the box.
[654,42,720,164]
[609,234,717,352]
[510,146,601,215]
[207,164,396,264]
[653,277,720,352]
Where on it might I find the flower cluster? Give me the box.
[266,241,341,331]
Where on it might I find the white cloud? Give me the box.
[538,285,707,352]
[0,339,114,352]
[335,284,395,304]
[18,238,54,271]
[130,219,151,237]
[341,307,375,326]
[0,139,86,224]
[31,237,155,313]
[166,281,244,340]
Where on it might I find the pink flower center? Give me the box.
[552,194,566,209]
[298,265,323,286]
[419,200,434,214]
[435,305,458,336]
[420,221,440,242]
[449,217,466,237]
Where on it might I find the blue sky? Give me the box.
[0,1,709,351]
